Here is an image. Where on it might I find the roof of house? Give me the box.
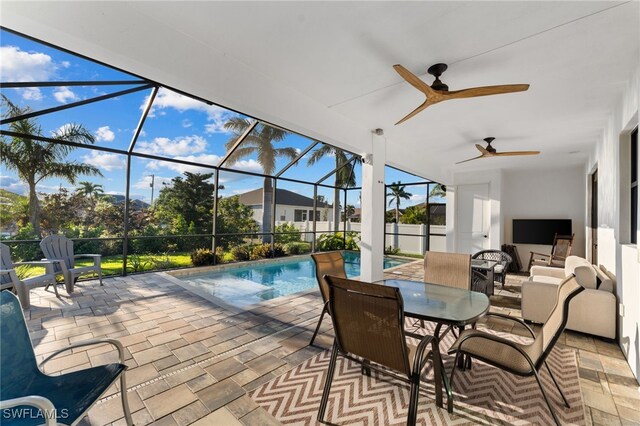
[237,188,331,208]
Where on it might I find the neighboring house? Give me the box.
[237,188,333,226]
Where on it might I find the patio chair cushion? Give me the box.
[449,329,543,375]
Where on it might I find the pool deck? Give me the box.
[21,260,640,425]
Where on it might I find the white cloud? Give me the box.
[145,154,221,175]
[181,119,192,128]
[132,175,173,190]
[0,46,56,82]
[0,176,27,194]
[53,86,78,103]
[136,135,208,157]
[95,126,115,142]
[21,87,43,101]
[51,123,75,137]
[142,88,237,134]
[82,152,126,171]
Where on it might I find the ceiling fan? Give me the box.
[456,137,540,164]
[393,63,529,125]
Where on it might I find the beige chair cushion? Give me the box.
[449,329,542,375]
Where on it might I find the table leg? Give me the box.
[431,330,443,408]
[488,268,495,296]
[456,326,465,369]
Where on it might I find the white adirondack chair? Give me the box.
[0,243,59,309]
[39,235,102,293]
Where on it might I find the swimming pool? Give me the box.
[173,252,414,308]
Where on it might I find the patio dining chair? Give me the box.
[40,234,102,294]
[0,242,59,309]
[309,251,346,346]
[318,276,435,426]
[448,274,584,426]
[472,249,513,289]
[0,290,133,426]
[424,251,472,290]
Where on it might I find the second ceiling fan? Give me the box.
[456,137,540,164]
[393,63,529,125]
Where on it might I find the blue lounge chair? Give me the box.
[0,291,133,425]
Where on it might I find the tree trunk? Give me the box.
[395,198,400,223]
[262,178,273,243]
[333,186,340,232]
[28,181,41,236]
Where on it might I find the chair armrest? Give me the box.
[0,269,15,274]
[485,312,536,339]
[529,251,550,258]
[39,338,126,369]
[74,254,101,258]
[0,396,57,426]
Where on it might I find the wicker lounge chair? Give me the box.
[0,290,133,425]
[309,251,347,346]
[448,275,584,426]
[528,233,574,271]
[0,243,59,309]
[40,234,102,293]
[318,276,435,425]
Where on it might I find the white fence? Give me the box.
[275,220,446,255]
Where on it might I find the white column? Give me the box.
[360,132,386,282]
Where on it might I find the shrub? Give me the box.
[385,246,400,255]
[231,244,252,261]
[128,254,150,273]
[283,241,311,255]
[316,232,360,251]
[250,243,286,260]
[274,223,301,243]
[191,248,217,266]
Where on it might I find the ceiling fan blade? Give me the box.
[446,84,529,100]
[456,155,485,164]
[475,144,491,155]
[395,99,434,125]
[393,64,436,96]
[494,151,540,156]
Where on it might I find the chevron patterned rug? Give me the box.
[250,323,585,425]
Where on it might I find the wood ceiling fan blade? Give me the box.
[395,99,433,125]
[475,144,490,155]
[446,84,529,100]
[393,64,436,96]
[456,155,485,164]
[495,151,540,156]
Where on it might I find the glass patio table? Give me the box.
[375,279,490,413]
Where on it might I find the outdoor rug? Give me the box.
[249,322,586,425]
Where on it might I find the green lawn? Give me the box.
[16,252,195,279]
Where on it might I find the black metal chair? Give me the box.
[472,249,513,289]
[318,276,436,426]
[448,275,583,426]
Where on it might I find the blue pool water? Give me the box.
[176,252,413,308]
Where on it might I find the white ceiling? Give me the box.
[2,1,639,183]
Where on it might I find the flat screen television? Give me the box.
[512,219,572,245]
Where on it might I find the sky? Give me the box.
[0,29,438,208]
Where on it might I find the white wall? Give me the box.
[586,66,639,381]
[501,166,586,269]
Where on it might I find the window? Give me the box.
[631,127,638,244]
[294,209,307,222]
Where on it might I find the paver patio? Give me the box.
[21,260,640,425]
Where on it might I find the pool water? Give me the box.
[176,252,413,308]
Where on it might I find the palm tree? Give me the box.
[76,181,104,202]
[223,118,297,241]
[306,146,357,231]
[0,95,102,236]
[387,181,412,223]
[429,183,446,200]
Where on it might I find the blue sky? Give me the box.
[1,29,435,208]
